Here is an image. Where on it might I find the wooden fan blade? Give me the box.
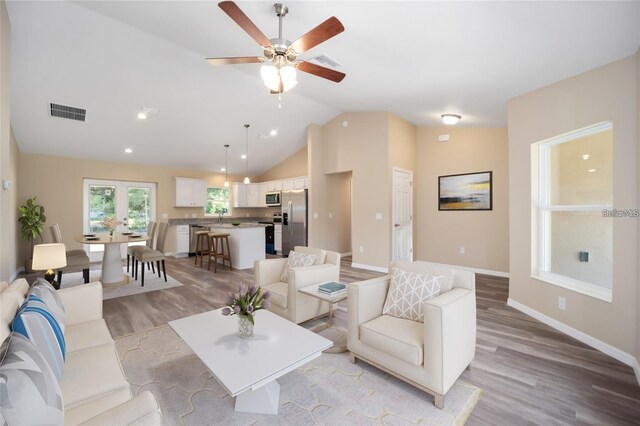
[218,1,271,48]
[206,57,262,65]
[290,17,344,53]
[298,61,346,83]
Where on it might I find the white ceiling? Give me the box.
[7,1,640,176]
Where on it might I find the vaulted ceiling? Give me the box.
[7,1,640,175]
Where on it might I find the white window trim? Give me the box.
[533,121,613,302]
[204,187,231,217]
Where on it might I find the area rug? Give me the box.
[59,267,183,300]
[115,325,482,425]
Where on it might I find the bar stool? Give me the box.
[194,230,210,267]
[207,232,232,272]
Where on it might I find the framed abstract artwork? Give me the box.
[438,171,493,211]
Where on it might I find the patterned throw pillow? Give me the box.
[382,268,445,322]
[0,333,65,425]
[28,278,65,330]
[12,296,66,381]
[280,251,317,282]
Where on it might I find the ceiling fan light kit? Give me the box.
[208,1,346,96]
[441,114,462,125]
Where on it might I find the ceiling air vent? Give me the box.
[50,103,86,122]
[306,54,341,68]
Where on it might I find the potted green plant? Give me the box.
[18,197,47,272]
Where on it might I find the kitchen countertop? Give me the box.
[209,223,268,229]
[167,217,270,225]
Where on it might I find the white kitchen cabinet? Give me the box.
[293,177,307,189]
[281,179,294,191]
[175,225,189,257]
[232,183,247,207]
[174,177,207,207]
[274,224,282,253]
[258,183,269,207]
[246,183,260,207]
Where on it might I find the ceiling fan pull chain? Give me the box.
[278,92,282,110]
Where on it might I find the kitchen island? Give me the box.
[210,223,267,270]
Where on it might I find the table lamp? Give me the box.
[32,243,67,289]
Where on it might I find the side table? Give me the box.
[299,283,348,353]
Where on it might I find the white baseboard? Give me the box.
[507,298,640,385]
[351,263,389,274]
[435,262,509,278]
[9,267,24,282]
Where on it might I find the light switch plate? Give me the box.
[313,213,319,219]
[2,180,9,190]
[375,213,382,220]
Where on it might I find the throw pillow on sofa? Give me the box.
[28,278,65,328]
[0,333,65,425]
[280,251,317,282]
[382,267,446,322]
[12,296,66,381]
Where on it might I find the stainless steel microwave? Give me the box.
[266,191,281,207]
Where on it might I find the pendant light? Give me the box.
[243,124,250,184]
[223,144,229,188]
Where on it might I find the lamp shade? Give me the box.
[32,243,67,271]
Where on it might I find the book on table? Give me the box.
[318,282,346,295]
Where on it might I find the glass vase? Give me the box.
[237,314,254,339]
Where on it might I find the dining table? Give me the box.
[75,232,150,285]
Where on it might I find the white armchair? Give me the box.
[347,261,476,409]
[254,246,341,324]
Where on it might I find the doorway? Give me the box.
[392,168,413,261]
[83,179,157,262]
[325,171,352,256]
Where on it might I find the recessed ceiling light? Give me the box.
[588,169,597,173]
[220,167,226,172]
[582,154,590,160]
[441,114,461,125]
[137,112,147,120]
[270,129,278,136]
[241,154,247,159]
[124,148,133,154]
[137,107,158,120]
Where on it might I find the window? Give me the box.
[532,122,613,302]
[205,187,230,216]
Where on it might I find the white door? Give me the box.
[83,179,157,262]
[392,168,413,261]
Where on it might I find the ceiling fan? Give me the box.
[207,1,345,94]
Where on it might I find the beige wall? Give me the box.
[324,171,352,254]
[637,49,640,365]
[309,112,391,268]
[416,128,509,273]
[508,54,638,355]
[17,152,247,259]
[388,114,418,256]
[308,112,417,269]
[0,0,18,281]
[256,146,307,182]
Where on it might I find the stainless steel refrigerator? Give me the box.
[281,189,307,256]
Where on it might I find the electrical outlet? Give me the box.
[359,246,364,253]
[460,247,465,255]
[558,296,566,311]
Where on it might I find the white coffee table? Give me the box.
[169,309,332,415]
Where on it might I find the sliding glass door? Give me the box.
[83,179,157,262]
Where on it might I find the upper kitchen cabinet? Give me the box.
[232,182,260,207]
[174,177,208,207]
[293,177,307,189]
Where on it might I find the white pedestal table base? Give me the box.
[234,380,281,415]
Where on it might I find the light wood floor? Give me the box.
[78,256,640,424]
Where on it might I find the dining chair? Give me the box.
[127,221,156,274]
[49,224,90,284]
[133,222,168,287]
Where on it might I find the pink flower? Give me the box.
[221,307,231,316]
[262,300,271,309]
[262,290,271,300]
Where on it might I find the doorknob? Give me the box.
[394,223,400,227]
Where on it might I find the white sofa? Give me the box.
[347,261,476,409]
[254,247,341,324]
[0,278,162,425]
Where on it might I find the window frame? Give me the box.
[532,121,613,302]
[204,186,231,217]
